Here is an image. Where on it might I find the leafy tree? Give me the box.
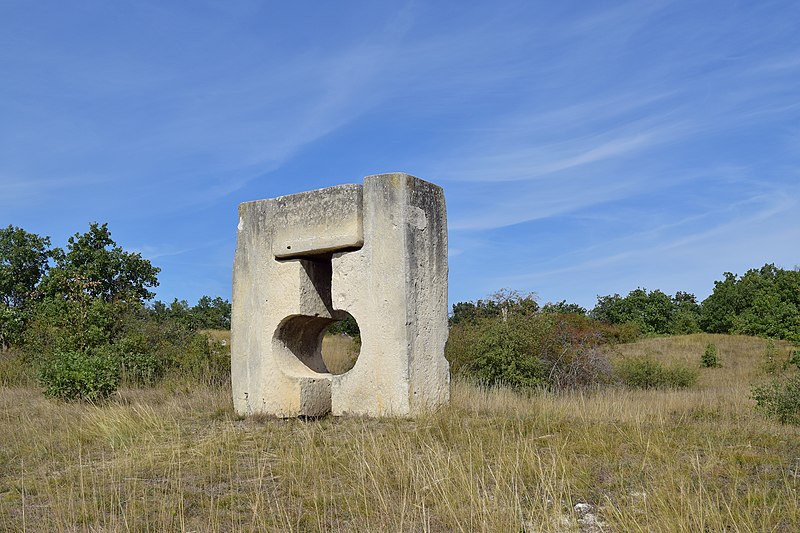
[589,294,626,324]
[0,226,54,350]
[541,300,587,315]
[590,288,678,335]
[670,291,701,334]
[630,288,674,334]
[24,292,123,356]
[450,289,538,325]
[489,288,539,318]
[701,343,720,368]
[192,295,232,329]
[700,264,800,342]
[0,221,235,393]
[698,272,739,333]
[450,300,490,325]
[150,298,194,328]
[149,296,231,330]
[26,223,159,398]
[327,312,360,337]
[591,288,701,335]
[0,225,53,308]
[41,222,159,304]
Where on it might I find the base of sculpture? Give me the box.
[231,173,449,417]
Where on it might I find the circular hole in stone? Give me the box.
[321,312,361,375]
[273,315,333,374]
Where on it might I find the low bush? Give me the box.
[170,332,230,386]
[39,350,120,401]
[446,312,616,390]
[614,355,662,388]
[701,342,721,368]
[21,296,231,392]
[614,355,697,389]
[448,316,547,388]
[751,375,800,425]
[789,349,800,371]
[662,364,699,388]
[546,314,618,388]
[100,333,165,386]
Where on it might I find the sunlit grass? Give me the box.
[321,334,359,375]
[0,334,798,531]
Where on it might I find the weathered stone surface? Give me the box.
[272,184,363,259]
[231,173,449,417]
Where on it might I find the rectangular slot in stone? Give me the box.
[272,184,364,258]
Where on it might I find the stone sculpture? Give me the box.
[231,173,449,417]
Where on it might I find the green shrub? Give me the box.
[615,355,662,389]
[446,312,616,390]
[751,375,800,425]
[459,317,547,388]
[101,333,165,386]
[662,364,699,388]
[590,288,700,336]
[169,332,230,386]
[39,350,120,401]
[327,313,360,338]
[789,350,800,371]
[615,355,697,389]
[22,296,124,361]
[701,343,721,368]
[598,322,641,345]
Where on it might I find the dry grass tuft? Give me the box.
[199,329,231,345]
[1,334,798,531]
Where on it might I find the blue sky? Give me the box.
[2,0,799,310]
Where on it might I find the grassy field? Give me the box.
[1,333,798,532]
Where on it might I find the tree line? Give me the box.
[3,221,797,399]
[1,223,231,398]
[451,264,800,343]
[1,223,231,350]
[446,269,799,394]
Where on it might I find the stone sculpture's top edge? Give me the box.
[238,172,437,208]
[365,172,443,193]
[367,171,418,180]
[238,183,361,208]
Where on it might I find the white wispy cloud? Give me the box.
[0,175,109,207]
[3,1,798,308]
[486,183,799,295]
[131,244,195,261]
